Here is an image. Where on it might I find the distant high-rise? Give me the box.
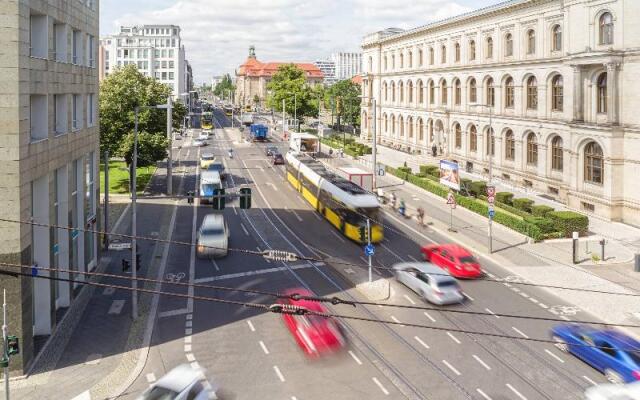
[331,52,362,80]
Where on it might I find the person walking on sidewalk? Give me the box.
[398,199,406,217]
[389,192,397,209]
[417,206,425,227]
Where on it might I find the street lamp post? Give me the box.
[360,95,377,190]
[132,107,140,320]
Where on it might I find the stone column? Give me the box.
[572,65,584,122]
[606,63,619,125]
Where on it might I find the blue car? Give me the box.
[551,324,640,384]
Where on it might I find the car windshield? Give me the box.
[627,348,640,366]
[208,164,223,171]
[141,386,179,400]
[201,155,214,160]
[436,280,458,289]
[202,227,224,236]
[459,256,477,264]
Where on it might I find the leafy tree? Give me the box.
[326,79,361,127]
[118,132,168,168]
[266,64,318,122]
[213,74,235,98]
[253,94,260,107]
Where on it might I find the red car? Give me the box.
[421,244,483,279]
[279,288,347,356]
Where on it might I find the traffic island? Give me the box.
[356,279,391,301]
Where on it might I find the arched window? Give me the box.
[551,75,563,111]
[469,78,477,103]
[454,123,462,149]
[408,51,413,68]
[390,115,395,134]
[526,76,538,109]
[486,77,495,107]
[486,37,493,59]
[505,77,515,108]
[505,33,513,57]
[383,82,388,102]
[454,42,460,62]
[391,54,395,69]
[505,129,515,160]
[368,56,373,72]
[597,72,607,113]
[551,136,563,171]
[429,81,435,105]
[418,49,423,66]
[526,132,538,165]
[470,125,478,152]
[486,128,495,156]
[383,114,388,133]
[399,115,404,137]
[418,80,424,104]
[599,12,613,45]
[469,40,476,61]
[441,80,448,105]
[527,29,536,54]
[441,45,446,63]
[454,79,461,105]
[399,53,404,68]
[391,81,396,102]
[399,81,404,102]
[408,81,414,103]
[408,117,414,138]
[384,56,388,71]
[584,141,603,184]
[418,118,424,141]
[429,47,434,65]
[552,25,562,52]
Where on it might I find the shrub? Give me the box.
[531,205,554,218]
[548,211,589,237]
[419,165,440,178]
[397,166,412,175]
[523,216,556,234]
[495,201,531,218]
[513,198,534,213]
[406,174,448,198]
[468,181,487,197]
[496,192,514,205]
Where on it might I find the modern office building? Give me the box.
[99,25,189,97]
[361,0,640,225]
[331,52,362,80]
[0,0,100,372]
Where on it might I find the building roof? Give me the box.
[238,57,323,79]
[351,75,363,85]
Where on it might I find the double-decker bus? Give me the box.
[285,152,383,243]
[201,112,213,129]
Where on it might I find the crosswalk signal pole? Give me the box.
[367,218,372,283]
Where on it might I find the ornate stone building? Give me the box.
[361,0,640,225]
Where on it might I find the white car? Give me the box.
[199,132,210,140]
[137,364,218,400]
[585,381,640,400]
[192,139,206,147]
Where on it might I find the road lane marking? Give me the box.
[414,336,430,349]
[473,355,491,370]
[539,303,549,309]
[158,308,189,318]
[544,349,565,363]
[232,206,238,215]
[511,287,521,293]
[506,384,528,400]
[330,230,347,243]
[273,366,285,382]
[372,377,390,395]
[313,212,322,221]
[485,272,496,278]
[211,259,219,271]
[485,308,499,318]
[247,320,255,332]
[185,328,192,335]
[185,336,192,344]
[240,223,249,236]
[186,353,195,362]
[184,345,191,352]
[519,292,530,298]
[442,360,461,376]
[108,300,125,315]
[463,291,475,301]
[403,294,416,305]
[146,373,156,383]
[583,376,597,385]
[103,287,115,296]
[348,350,363,365]
[186,320,192,328]
[423,311,436,322]
[186,314,192,320]
[560,315,571,321]
[512,327,529,338]
[259,341,270,355]
[407,255,419,262]
[476,388,493,400]
[447,332,461,344]
[529,297,539,304]
[390,315,405,326]
[194,264,312,283]
[190,361,199,370]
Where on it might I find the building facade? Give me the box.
[0,0,100,372]
[99,25,188,97]
[235,46,324,107]
[331,52,362,80]
[361,0,640,225]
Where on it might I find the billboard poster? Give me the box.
[439,160,460,191]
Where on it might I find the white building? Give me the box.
[314,59,337,85]
[99,25,188,96]
[331,52,362,80]
[361,0,640,225]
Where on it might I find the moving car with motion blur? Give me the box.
[551,324,640,384]
[585,381,640,400]
[192,138,206,147]
[199,153,216,169]
[279,288,347,357]
[393,262,464,305]
[196,213,229,258]
[272,153,285,165]
[421,244,483,279]
[137,364,218,400]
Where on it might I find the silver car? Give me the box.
[137,364,218,400]
[393,262,464,305]
[197,214,229,258]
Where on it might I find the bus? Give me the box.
[285,152,383,244]
[201,112,213,129]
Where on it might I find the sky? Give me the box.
[100,0,505,84]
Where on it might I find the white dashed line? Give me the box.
[241,223,249,236]
[247,320,255,332]
[313,213,322,221]
[463,292,475,301]
[407,255,419,262]
[473,355,491,370]
[186,353,195,362]
[273,366,285,382]
[485,308,499,318]
[331,231,347,243]
[186,314,193,320]
[190,361,200,370]
[184,336,192,344]
[529,297,539,304]
[476,388,493,400]
[423,312,436,323]
[506,384,528,400]
[348,350,363,365]
[519,292,530,298]
[512,327,529,338]
[372,377,390,395]
[511,287,521,293]
[447,332,461,344]
[232,206,238,215]
[186,320,192,328]
[259,341,270,355]
[108,300,125,315]
[545,349,565,363]
[503,282,512,287]
[211,259,219,271]
[485,272,496,278]
[583,375,597,385]
[185,328,192,335]
[403,294,416,305]
[146,373,156,383]
[414,336,430,349]
[390,316,405,326]
[184,345,191,352]
[539,303,549,309]
[442,360,461,376]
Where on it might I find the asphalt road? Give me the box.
[122,108,609,400]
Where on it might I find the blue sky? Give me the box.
[100,0,505,84]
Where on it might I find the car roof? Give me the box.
[425,243,471,256]
[201,153,214,158]
[202,213,225,227]
[594,329,640,350]
[393,262,455,281]
[154,364,200,392]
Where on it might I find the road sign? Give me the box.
[488,209,495,218]
[364,244,375,256]
[447,192,456,209]
[71,229,79,240]
[108,242,132,251]
[486,185,496,197]
[487,195,495,204]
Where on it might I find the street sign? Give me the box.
[364,244,375,256]
[486,185,496,197]
[488,209,495,218]
[447,192,457,209]
[108,242,132,251]
[487,195,495,204]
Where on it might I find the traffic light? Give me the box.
[239,188,252,209]
[212,188,226,210]
[7,335,19,356]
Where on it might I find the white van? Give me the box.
[197,214,229,258]
[200,170,222,204]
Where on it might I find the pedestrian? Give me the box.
[431,143,437,157]
[390,192,397,209]
[439,144,443,156]
[417,206,425,227]
[399,199,406,217]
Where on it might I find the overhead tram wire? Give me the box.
[2,261,639,329]
[2,217,639,298]
[1,263,639,354]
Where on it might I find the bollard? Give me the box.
[635,254,640,272]
[572,231,579,264]
[600,239,605,261]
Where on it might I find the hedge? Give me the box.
[513,198,534,213]
[548,211,589,237]
[496,192,514,205]
[531,204,554,218]
[419,165,440,178]
[524,216,557,234]
[468,181,487,197]
[495,201,533,219]
[460,178,473,196]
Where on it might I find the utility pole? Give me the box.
[167,95,173,195]
[487,105,493,254]
[294,93,297,132]
[131,108,139,320]
[103,150,109,248]
[367,219,372,283]
[282,98,286,138]
[3,289,9,400]
[371,97,377,190]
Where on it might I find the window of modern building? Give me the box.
[53,22,67,62]
[526,29,536,55]
[161,60,167,68]
[169,60,174,68]
[87,34,95,66]
[162,72,167,80]
[72,29,82,64]
[505,33,513,57]
[486,77,495,107]
[505,77,515,108]
[486,128,495,156]
[552,25,562,52]
[551,75,563,111]
[505,129,515,160]
[54,94,68,135]
[454,42,460,62]
[526,132,538,165]
[584,141,603,184]
[29,12,48,58]
[154,49,160,57]
[429,81,435,105]
[599,12,614,45]
[169,72,174,80]
[486,37,493,59]
[469,40,476,61]
[72,94,81,130]
[470,125,477,152]
[418,80,424,104]
[30,95,48,141]
[469,78,477,103]
[454,123,462,148]
[551,136,563,171]
[454,79,461,105]
[429,47,434,65]
[441,80,448,105]
[526,76,538,109]
[154,60,160,69]
[597,72,607,113]
[441,45,446,63]
[87,93,95,127]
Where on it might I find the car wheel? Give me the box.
[604,369,624,384]
[552,335,568,353]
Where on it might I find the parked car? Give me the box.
[393,262,464,305]
[421,244,483,279]
[137,364,218,400]
[551,324,640,384]
[196,214,229,258]
[585,381,640,400]
[265,146,279,157]
[278,288,347,357]
[272,153,285,165]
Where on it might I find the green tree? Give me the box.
[118,132,168,168]
[326,79,361,127]
[266,64,318,122]
[213,74,235,98]
[253,94,260,107]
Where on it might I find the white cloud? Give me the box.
[108,0,480,83]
